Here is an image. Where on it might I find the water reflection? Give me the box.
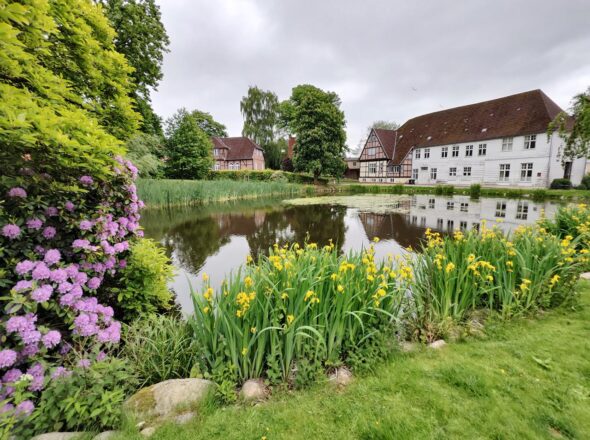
[141,195,561,313]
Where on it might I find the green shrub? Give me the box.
[550,178,572,189]
[207,170,329,185]
[113,238,175,321]
[531,188,548,200]
[434,185,454,195]
[469,184,481,199]
[121,315,196,387]
[23,358,137,438]
[580,175,590,189]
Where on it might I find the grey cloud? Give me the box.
[152,0,590,153]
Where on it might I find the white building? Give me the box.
[359,90,585,188]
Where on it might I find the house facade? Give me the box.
[212,137,265,171]
[358,90,585,188]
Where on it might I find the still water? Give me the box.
[141,194,562,313]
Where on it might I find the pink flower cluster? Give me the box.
[1,157,142,408]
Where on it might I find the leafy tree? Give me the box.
[125,133,164,177]
[99,0,170,136]
[280,85,347,182]
[548,88,590,162]
[189,110,228,137]
[164,109,213,179]
[240,86,282,169]
[0,0,139,181]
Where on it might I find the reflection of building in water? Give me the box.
[406,195,558,233]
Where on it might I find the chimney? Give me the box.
[287,136,296,159]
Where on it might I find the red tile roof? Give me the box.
[212,137,263,160]
[371,89,569,164]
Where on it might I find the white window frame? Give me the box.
[441,147,448,158]
[214,162,220,171]
[412,168,418,180]
[465,145,473,157]
[447,201,454,210]
[495,201,506,218]
[449,167,457,177]
[524,134,536,149]
[460,202,469,212]
[463,166,472,177]
[502,137,513,152]
[430,167,437,180]
[452,145,459,157]
[424,148,430,159]
[520,163,533,181]
[415,149,421,159]
[478,143,487,156]
[368,162,377,174]
[516,201,529,220]
[499,164,510,181]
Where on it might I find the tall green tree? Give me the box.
[240,86,282,169]
[190,110,228,137]
[99,0,170,136]
[549,88,590,162]
[0,0,139,181]
[125,133,164,177]
[280,84,347,182]
[164,109,213,179]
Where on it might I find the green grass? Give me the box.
[137,178,313,207]
[336,183,590,200]
[115,282,590,440]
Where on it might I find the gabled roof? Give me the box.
[369,89,569,164]
[212,137,263,161]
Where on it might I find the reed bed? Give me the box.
[137,178,310,207]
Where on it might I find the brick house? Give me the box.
[212,137,265,170]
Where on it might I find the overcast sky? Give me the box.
[151,0,590,152]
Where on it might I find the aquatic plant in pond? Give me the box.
[0,157,143,430]
[190,241,411,383]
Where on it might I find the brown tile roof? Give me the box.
[212,137,263,160]
[372,89,568,164]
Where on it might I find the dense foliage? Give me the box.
[188,109,228,138]
[164,109,214,179]
[550,178,572,189]
[125,133,165,177]
[548,87,590,162]
[99,0,170,136]
[280,85,347,181]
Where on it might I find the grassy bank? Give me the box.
[116,282,590,439]
[336,183,590,200]
[137,178,314,208]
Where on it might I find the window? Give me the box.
[214,162,220,171]
[352,161,357,166]
[449,167,457,177]
[447,201,454,210]
[441,147,448,158]
[465,145,473,157]
[412,215,417,224]
[393,165,401,174]
[412,169,418,180]
[520,163,533,181]
[430,167,437,180]
[463,166,472,177]
[420,217,426,226]
[524,134,536,149]
[428,198,435,209]
[229,162,241,170]
[424,148,430,158]
[213,148,220,156]
[502,137,513,151]
[478,143,487,156]
[472,222,480,231]
[379,162,384,174]
[499,164,510,181]
[437,218,444,229]
[447,220,454,231]
[516,201,529,220]
[368,162,377,174]
[495,202,506,218]
[452,145,460,157]
[415,149,421,159]
[460,202,469,212]
[460,221,468,230]
[366,147,377,156]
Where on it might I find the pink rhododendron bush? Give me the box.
[0,156,148,430]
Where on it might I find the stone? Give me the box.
[239,379,268,401]
[93,432,119,440]
[140,427,156,437]
[328,367,353,386]
[125,378,214,420]
[31,434,84,440]
[173,411,196,425]
[428,339,447,349]
[400,341,417,352]
[580,272,590,280]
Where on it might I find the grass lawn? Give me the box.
[117,283,590,440]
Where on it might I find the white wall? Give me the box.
[412,133,586,188]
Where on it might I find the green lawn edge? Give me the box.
[115,281,590,440]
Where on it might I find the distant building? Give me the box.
[358,90,585,188]
[212,137,265,170]
[344,158,360,180]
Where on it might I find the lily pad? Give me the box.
[284,194,412,214]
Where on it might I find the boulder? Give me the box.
[125,378,213,421]
[140,427,156,437]
[580,272,590,280]
[428,339,446,349]
[328,367,353,386]
[93,432,119,440]
[31,434,84,440]
[239,379,268,401]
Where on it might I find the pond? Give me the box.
[141,194,562,313]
